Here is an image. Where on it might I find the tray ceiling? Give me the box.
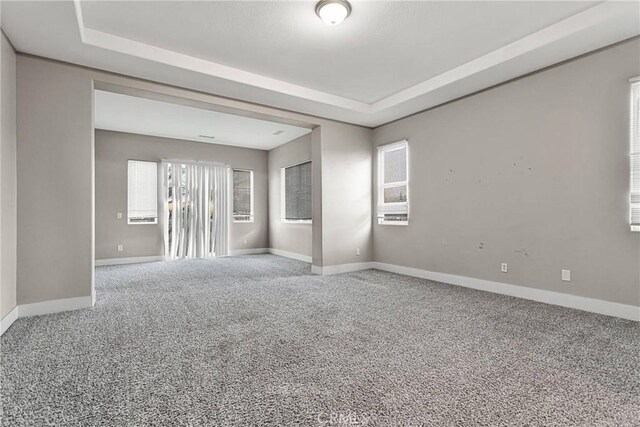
[2,1,639,127]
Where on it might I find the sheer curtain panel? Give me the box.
[163,161,230,259]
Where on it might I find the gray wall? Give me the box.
[17,55,95,305]
[16,53,372,305]
[1,33,17,318]
[12,36,638,308]
[311,128,323,266]
[373,37,640,306]
[320,124,373,266]
[95,130,268,259]
[268,133,312,257]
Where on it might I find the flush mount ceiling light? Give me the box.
[315,0,352,26]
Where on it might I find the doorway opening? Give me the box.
[91,84,317,301]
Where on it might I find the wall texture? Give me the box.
[1,33,17,318]
[95,130,268,259]
[268,134,312,257]
[10,36,640,311]
[373,38,640,306]
[17,55,95,305]
[311,128,323,267]
[320,124,373,267]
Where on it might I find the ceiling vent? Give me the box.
[198,134,216,139]
[273,130,285,135]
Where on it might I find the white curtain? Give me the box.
[163,161,230,259]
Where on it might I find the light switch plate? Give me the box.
[116,212,123,219]
[562,269,571,282]
[117,244,123,252]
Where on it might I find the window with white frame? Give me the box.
[128,160,158,224]
[630,79,640,231]
[233,169,254,222]
[377,141,409,225]
[282,161,312,223]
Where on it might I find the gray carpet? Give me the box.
[1,254,639,426]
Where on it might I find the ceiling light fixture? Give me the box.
[315,0,352,26]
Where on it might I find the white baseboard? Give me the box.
[268,248,312,263]
[0,296,95,336]
[312,262,375,276]
[95,256,165,266]
[307,260,639,321]
[371,262,639,322]
[3,257,633,341]
[229,248,269,256]
[0,306,19,335]
[18,296,94,318]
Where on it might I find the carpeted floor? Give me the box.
[1,254,639,426]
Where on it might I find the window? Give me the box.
[377,140,408,225]
[631,79,640,231]
[233,169,254,222]
[282,161,312,223]
[128,160,158,224]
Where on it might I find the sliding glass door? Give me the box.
[164,161,230,259]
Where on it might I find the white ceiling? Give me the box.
[94,90,311,150]
[82,0,598,104]
[2,1,639,127]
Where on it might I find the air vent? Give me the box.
[273,130,285,136]
[198,135,216,139]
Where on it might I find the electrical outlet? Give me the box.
[501,263,508,273]
[356,248,360,256]
[116,212,123,219]
[117,244,123,252]
[562,269,571,282]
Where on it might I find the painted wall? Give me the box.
[320,124,373,267]
[311,128,323,267]
[16,53,372,304]
[1,33,17,318]
[12,36,638,310]
[372,38,640,306]
[16,55,95,305]
[268,133,312,258]
[95,130,268,259]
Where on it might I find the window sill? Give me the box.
[233,220,255,224]
[128,220,158,225]
[378,221,408,226]
[283,219,312,224]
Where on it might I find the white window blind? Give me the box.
[631,80,640,231]
[377,141,409,225]
[282,161,312,222]
[233,169,254,222]
[128,160,158,224]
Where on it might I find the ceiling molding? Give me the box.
[3,1,634,126]
[371,1,618,111]
[74,0,371,114]
[72,0,85,42]
[72,0,638,118]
